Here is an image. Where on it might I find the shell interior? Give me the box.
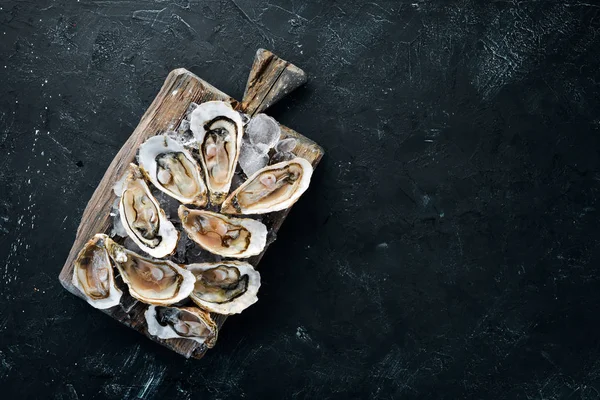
[188,262,261,315]
[118,164,178,258]
[189,101,244,205]
[138,135,207,207]
[72,234,122,309]
[221,158,313,214]
[145,305,218,348]
[178,206,267,258]
[105,238,195,305]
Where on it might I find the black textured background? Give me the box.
[2,1,600,399]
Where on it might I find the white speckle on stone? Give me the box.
[422,194,431,207]
[296,326,315,346]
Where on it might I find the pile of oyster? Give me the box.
[72,101,313,349]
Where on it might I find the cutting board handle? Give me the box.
[239,49,306,116]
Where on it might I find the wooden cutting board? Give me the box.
[58,49,324,359]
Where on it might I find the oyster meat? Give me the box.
[221,158,313,214]
[145,305,218,348]
[188,262,260,315]
[138,135,208,207]
[105,238,195,305]
[189,101,244,205]
[178,205,267,258]
[117,163,179,258]
[72,234,122,309]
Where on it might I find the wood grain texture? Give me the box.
[241,48,307,116]
[59,61,323,359]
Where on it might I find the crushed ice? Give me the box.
[238,113,298,176]
[246,114,280,148]
[123,236,143,253]
[239,145,269,177]
[109,199,128,238]
[151,187,180,219]
[275,138,297,153]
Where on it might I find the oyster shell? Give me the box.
[72,234,122,309]
[187,261,260,315]
[117,163,179,258]
[189,101,244,205]
[138,135,208,207]
[221,158,313,214]
[145,305,218,348]
[104,238,195,305]
[178,205,267,258]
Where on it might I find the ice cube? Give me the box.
[167,128,195,148]
[245,114,281,148]
[270,151,295,164]
[239,145,269,177]
[110,215,128,238]
[109,200,128,238]
[152,188,181,219]
[123,236,142,253]
[254,142,271,154]
[185,240,221,264]
[112,171,128,197]
[239,111,250,126]
[109,198,120,216]
[185,102,199,119]
[275,137,297,153]
[177,119,190,134]
[230,170,246,192]
[170,233,189,264]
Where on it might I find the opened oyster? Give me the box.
[188,262,260,315]
[116,163,178,258]
[221,158,313,214]
[138,135,208,207]
[105,238,195,305]
[178,205,267,258]
[189,101,244,205]
[145,305,218,347]
[72,234,122,309]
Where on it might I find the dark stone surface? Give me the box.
[2,0,600,398]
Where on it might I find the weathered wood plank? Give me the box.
[241,48,307,116]
[59,57,323,359]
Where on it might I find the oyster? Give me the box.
[138,135,208,207]
[117,163,178,258]
[178,205,267,258]
[104,238,195,305]
[189,101,244,205]
[145,305,218,348]
[72,234,122,309]
[221,158,313,214]
[187,262,260,315]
